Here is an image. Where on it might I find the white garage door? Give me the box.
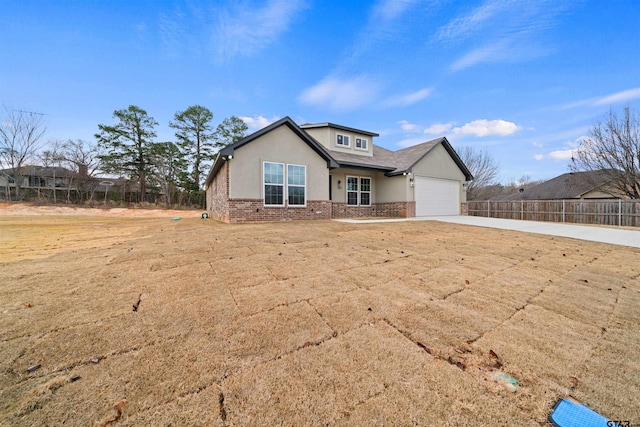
[415,176,460,216]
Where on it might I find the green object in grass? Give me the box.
[172,216,181,221]
[491,372,520,392]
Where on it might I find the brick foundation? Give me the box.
[207,168,420,222]
[461,202,468,216]
[331,201,416,218]
[227,199,332,223]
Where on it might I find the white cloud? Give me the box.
[373,0,420,21]
[535,137,582,160]
[349,0,424,58]
[452,119,521,137]
[424,122,454,134]
[240,115,279,131]
[436,1,569,70]
[548,149,575,160]
[532,141,543,148]
[384,87,432,106]
[591,87,640,106]
[213,0,307,60]
[398,120,422,133]
[298,75,381,112]
[450,41,507,71]
[433,0,505,43]
[561,87,640,110]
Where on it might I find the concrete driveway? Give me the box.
[335,216,640,249]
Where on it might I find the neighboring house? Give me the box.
[0,166,76,191]
[204,117,473,222]
[506,170,624,200]
[0,165,123,200]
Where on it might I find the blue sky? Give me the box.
[1,0,639,183]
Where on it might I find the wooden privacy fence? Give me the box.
[467,199,640,227]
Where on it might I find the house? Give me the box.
[0,165,125,202]
[0,166,78,200]
[0,166,76,190]
[507,170,624,200]
[204,117,473,222]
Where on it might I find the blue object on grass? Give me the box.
[172,216,181,221]
[490,372,520,391]
[549,398,610,427]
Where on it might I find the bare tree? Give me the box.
[60,139,101,201]
[0,107,47,200]
[40,139,65,203]
[458,146,500,200]
[571,107,640,199]
[148,141,185,205]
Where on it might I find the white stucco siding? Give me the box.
[411,143,467,205]
[411,144,466,181]
[228,125,329,200]
[301,127,331,150]
[328,169,410,204]
[305,127,373,157]
[375,174,410,203]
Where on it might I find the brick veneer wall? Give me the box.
[206,161,230,222]
[207,163,419,222]
[461,202,468,216]
[227,199,332,223]
[331,201,416,218]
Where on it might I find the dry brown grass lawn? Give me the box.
[1,206,639,426]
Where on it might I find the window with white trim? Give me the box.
[336,134,350,147]
[355,137,368,150]
[264,162,284,206]
[287,164,306,206]
[263,162,306,207]
[346,176,371,206]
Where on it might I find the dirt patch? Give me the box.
[1,207,639,425]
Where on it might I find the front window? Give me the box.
[360,177,371,205]
[336,134,350,147]
[355,138,368,150]
[264,162,284,206]
[287,164,306,206]
[347,176,371,206]
[263,162,306,207]
[347,176,358,206]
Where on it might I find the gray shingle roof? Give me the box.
[325,145,397,171]
[393,138,444,173]
[1,166,75,178]
[324,137,473,180]
[204,118,473,185]
[511,170,621,200]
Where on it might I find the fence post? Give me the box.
[521,200,523,220]
[562,200,565,223]
[488,201,490,218]
[618,199,622,226]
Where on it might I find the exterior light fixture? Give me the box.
[228,155,233,160]
[409,178,414,188]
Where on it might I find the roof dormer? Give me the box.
[300,123,378,157]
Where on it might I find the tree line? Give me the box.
[459,107,639,200]
[1,106,639,206]
[0,105,248,207]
